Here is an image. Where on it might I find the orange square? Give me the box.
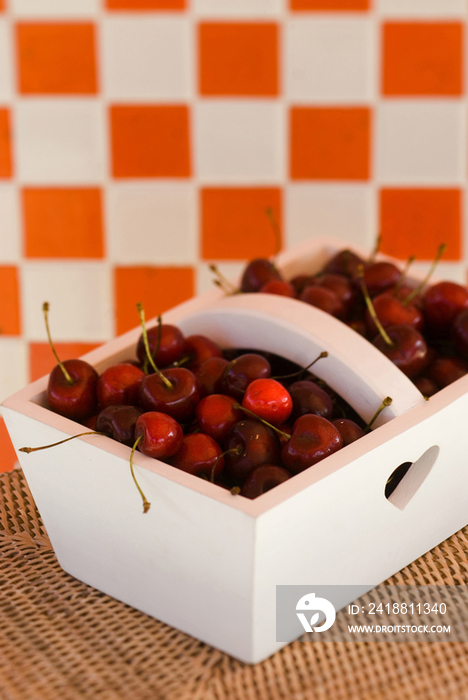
[29,342,101,382]
[110,105,191,178]
[0,267,21,335]
[0,2,5,12]
[199,23,278,96]
[106,0,186,8]
[22,188,104,259]
[382,23,463,96]
[0,109,12,178]
[0,419,18,474]
[290,0,370,8]
[379,189,461,261]
[114,267,195,335]
[16,23,97,95]
[290,107,371,180]
[201,188,282,260]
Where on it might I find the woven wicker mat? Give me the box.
[1,470,468,700]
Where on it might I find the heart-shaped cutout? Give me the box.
[385,445,439,510]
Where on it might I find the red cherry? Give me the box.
[312,273,357,313]
[372,324,428,378]
[412,376,438,397]
[299,285,346,320]
[223,419,281,480]
[288,380,333,421]
[259,280,296,297]
[356,261,401,297]
[281,414,343,474]
[96,363,145,408]
[241,465,291,499]
[240,258,282,293]
[196,394,244,442]
[169,433,224,478]
[424,281,468,335]
[183,335,223,370]
[47,359,99,422]
[365,293,423,337]
[451,308,468,358]
[194,356,229,397]
[323,249,364,278]
[136,323,185,368]
[220,353,271,401]
[135,412,183,459]
[426,355,468,388]
[138,367,200,422]
[242,378,293,425]
[332,418,364,446]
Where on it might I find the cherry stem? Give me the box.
[136,303,173,388]
[19,431,107,454]
[233,403,292,440]
[357,265,394,347]
[368,233,381,263]
[209,265,240,295]
[271,351,328,380]
[402,243,447,307]
[130,435,151,514]
[43,302,74,385]
[230,486,241,495]
[265,206,282,260]
[210,444,242,483]
[363,396,393,434]
[393,255,416,297]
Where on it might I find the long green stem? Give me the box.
[19,431,107,453]
[357,266,394,347]
[130,435,151,514]
[136,303,173,389]
[233,403,292,440]
[403,243,447,306]
[43,302,73,385]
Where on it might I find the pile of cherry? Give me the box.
[237,246,468,396]
[23,302,383,508]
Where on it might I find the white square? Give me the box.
[22,263,113,341]
[285,183,375,250]
[377,0,467,17]
[194,100,284,183]
[193,0,283,17]
[107,182,197,264]
[10,0,100,16]
[376,101,465,184]
[285,18,375,103]
[15,99,106,184]
[0,186,21,262]
[101,17,192,101]
[0,20,13,100]
[0,339,27,404]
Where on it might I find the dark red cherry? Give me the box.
[412,376,438,397]
[241,465,291,499]
[372,324,428,378]
[323,249,364,278]
[312,273,356,313]
[138,367,200,421]
[136,323,185,368]
[223,419,281,480]
[194,356,229,397]
[288,380,334,421]
[169,433,224,478]
[281,414,343,474]
[299,285,346,320]
[332,418,364,446]
[47,359,99,422]
[220,353,271,401]
[97,363,145,408]
[426,355,468,388]
[95,405,144,446]
[424,281,468,335]
[240,258,282,293]
[357,261,401,297]
[451,308,468,358]
[135,411,183,459]
[259,279,296,297]
[183,334,223,370]
[365,293,423,337]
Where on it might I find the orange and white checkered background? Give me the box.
[0,0,467,469]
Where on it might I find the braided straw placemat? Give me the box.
[1,469,468,700]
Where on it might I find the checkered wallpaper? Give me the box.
[1,0,468,469]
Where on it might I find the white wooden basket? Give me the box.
[3,237,468,664]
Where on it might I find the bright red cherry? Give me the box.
[242,378,293,425]
[96,363,145,408]
[365,293,423,337]
[183,335,223,370]
[138,367,200,422]
[47,359,99,422]
[259,280,296,297]
[135,412,183,460]
[136,323,185,368]
[196,394,244,442]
